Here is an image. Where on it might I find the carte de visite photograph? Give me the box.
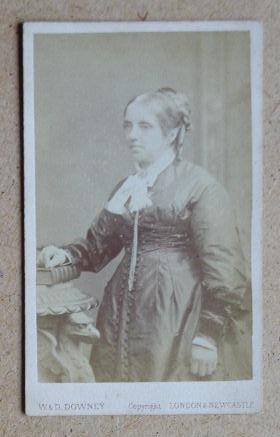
[24,21,262,415]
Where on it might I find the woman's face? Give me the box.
[123,100,172,167]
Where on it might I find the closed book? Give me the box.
[37,264,80,285]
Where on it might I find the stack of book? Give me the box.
[36,263,80,285]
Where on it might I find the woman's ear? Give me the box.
[167,127,180,145]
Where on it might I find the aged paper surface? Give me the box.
[1,0,279,434]
[24,21,262,416]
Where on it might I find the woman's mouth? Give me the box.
[130,145,144,152]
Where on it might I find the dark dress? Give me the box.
[66,159,251,382]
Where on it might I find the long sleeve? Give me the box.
[190,182,249,344]
[64,208,124,273]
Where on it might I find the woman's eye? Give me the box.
[139,122,152,129]
[123,122,131,130]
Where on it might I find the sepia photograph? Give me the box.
[24,21,262,415]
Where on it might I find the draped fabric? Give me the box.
[66,159,251,382]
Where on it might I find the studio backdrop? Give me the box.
[34,31,251,309]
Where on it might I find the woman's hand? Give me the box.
[190,336,218,377]
[37,245,69,268]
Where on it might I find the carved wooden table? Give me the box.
[37,268,99,383]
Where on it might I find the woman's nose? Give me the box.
[128,124,140,141]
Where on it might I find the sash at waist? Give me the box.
[123,227,190,253]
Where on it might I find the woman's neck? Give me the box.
[135,147,175,171]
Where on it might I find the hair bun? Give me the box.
[157,87,191,131]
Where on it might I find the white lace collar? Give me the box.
[106,148,175,214]
[134,147,176,188]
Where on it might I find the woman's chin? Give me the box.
[132,152,154,167]
[132,153,147,164]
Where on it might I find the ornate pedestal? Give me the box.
[37,272,99,383]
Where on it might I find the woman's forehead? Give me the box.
[124,99,161,122]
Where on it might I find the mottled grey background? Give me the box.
[1,0,279,435]
[35,32,251,306]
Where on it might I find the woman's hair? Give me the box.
[124,87,191,160]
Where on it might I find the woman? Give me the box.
[39,88,250,382]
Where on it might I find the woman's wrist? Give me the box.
[192,335,217,351]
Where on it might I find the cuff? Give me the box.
[198,311,225,344]
[63,249,74,264]
[61,244,86,269]
[192,335,217,351]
